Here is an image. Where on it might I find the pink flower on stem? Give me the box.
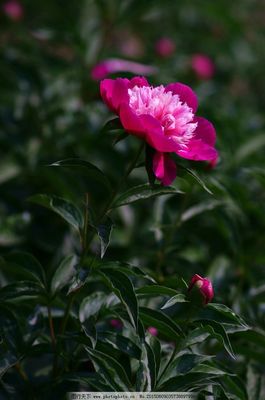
[100,76,218,185]
[191,54,215,80]
[155,37,176,58]
[188,274,214,305]
[147,326,158,336]
[3,0,23,21]
[110,319,123,329]
[91,59,157,81]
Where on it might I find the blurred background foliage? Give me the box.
[0,0,265,398]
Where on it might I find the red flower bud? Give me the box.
[188,274,214,305]
[147,326,158,336]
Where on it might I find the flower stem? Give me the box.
[47,304,56,350]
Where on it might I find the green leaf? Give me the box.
[199,320,236,359]
[102,117,123,132]
[98,261,156,283]
[183,167,213,195]
[136,342,156,391]
[158,353,213,387]
[79,292,107,322]
[207,303,249,328]
[97,217,114,258]
[185,327,210,347]
[0,281,44,301]
[0,352,18,378]
[139,307,182,340]
[51,254,78,294]
[157,372,212,392]
[85,347,131,391]
[100,269,138,329]
[50,158,112,192]
[1,252,45,285]
[82,316,97,349]
[161,294,188,309]
[28,194,83,231]
[149,335,161,378]
[136,285,179,297]
[98,332,141,359]
[111,184,184,208]
[180,200,223,222]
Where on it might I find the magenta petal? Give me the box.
[140,115,179,152]
[177,139,218,161]
[153,152,177,186]
[165,82,198,113]
[100,79,116,113]
[193,117,216,146]
[129,76,149,88]
[110,78,130,112]
[119,103,146,140]
[119,105,179,152]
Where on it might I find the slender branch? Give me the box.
[59,294,75,336]
[47,305,56,350]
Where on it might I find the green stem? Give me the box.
[47,304,56,350]
[84,140,145,255]
[60,294,75,336]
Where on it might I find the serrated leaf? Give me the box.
[28,194,83,231]
[111,184,184,208]
[100,269,138,329]
[51,254,78,294]
[161,294,188,309]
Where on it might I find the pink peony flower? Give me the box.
[155,37,176,58]
[147,326,158,336]
[3,0,23,21]
[188,274,214,305]
[110,319,123,329]
[100,76,218,185]
[91,59,157,81]
[191,54,215,80]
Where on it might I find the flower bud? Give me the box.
[147,326,158,336]
[110,319,123,329]
[3,0,23,21]
[155,37,176,58]
[188,274,214,305]
[191,54,215,80]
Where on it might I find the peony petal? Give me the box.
[100,78,129,114]
[177,139,218,161]
[119,103,146,140]
[193,117,216,146]
[153,152,177,186]
[165,82,198,113]
[119,104,179,153]
[111,78,130,112]
[129,76,149,88]
[100,79,116,112]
